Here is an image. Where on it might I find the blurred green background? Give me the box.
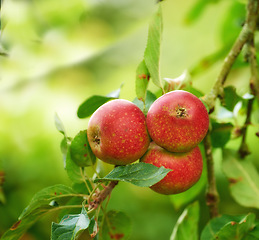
[1,0,258,239]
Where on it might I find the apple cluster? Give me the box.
[87,90,209,195]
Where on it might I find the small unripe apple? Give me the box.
[146,90,209,152]
[87,99,150,165]
[140,142,203,195]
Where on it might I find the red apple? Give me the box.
[87,99,150,165]
[146,90,209,152]
[140,142,203,195]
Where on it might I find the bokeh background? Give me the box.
[1,0,258,239]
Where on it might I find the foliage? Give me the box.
[1,0,259,239]
[95,162,171,187]
[51,203,90,240]
[170,201,199,240]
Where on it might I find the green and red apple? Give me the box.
[141,142,203,195]
[146,90,209,152]
[87,99,150,165]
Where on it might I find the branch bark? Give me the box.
[238,31,259,157]
[203,132,219,218]
[238,97,253,158]
[202,0,259,112]
[247,35,259,101]
[88,181,118,211]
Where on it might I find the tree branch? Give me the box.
[203,132,219,218]
[201,1,259,217]
[88,181,119,211]
[238,31,259,157]
[247,36,259,100]
[238,98,253,158]
[202,0,259,112]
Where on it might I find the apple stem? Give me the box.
[203,132,219,218]
[88,181,119,211]
[202,0,259,113]
[176,105,187,118]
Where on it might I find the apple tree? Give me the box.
[1,0,259,239]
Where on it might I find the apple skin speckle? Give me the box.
[146,90,209,152]
[140,142,203,195]
[87,99,150,165]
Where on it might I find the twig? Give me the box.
[247,35,259,100]
[238,98,253,158]
[202,0,259,112]
[203,132,219,218]
[238,34,259,158]
[88,181,118,211]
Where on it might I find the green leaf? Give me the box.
[77,85,123,119]
[51,204,90,240]
[217,214,255,240]
[186,86,204,98]
[170,201,199,240]
[70,130,96,167]
[144,5,163,89]
[66,147,86,184]
[19,184,76,219]
[1,185,78,240]
[248,220,259,239]
[223,86,242,111]
[132,97,144,112]
[210,121,233,148]
[143,91,157,115]
[95,162,171,187]
[54,113,71,168]
[135,60,150,102]
[72,182,92,195]
[101,210,132,240]
[60,137,69,168]
[201,215,240,240]
[133,90,157,115]
[57,197,86,223]
[201,213,256,240]
[222,149,259,209]
[1,211,47,240]
[55,113,67,136]
[77,95,116,119]
[88,217,98,239]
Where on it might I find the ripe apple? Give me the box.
[146,90,209,152]
[140,142,203,195]
[87,99,150,165]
